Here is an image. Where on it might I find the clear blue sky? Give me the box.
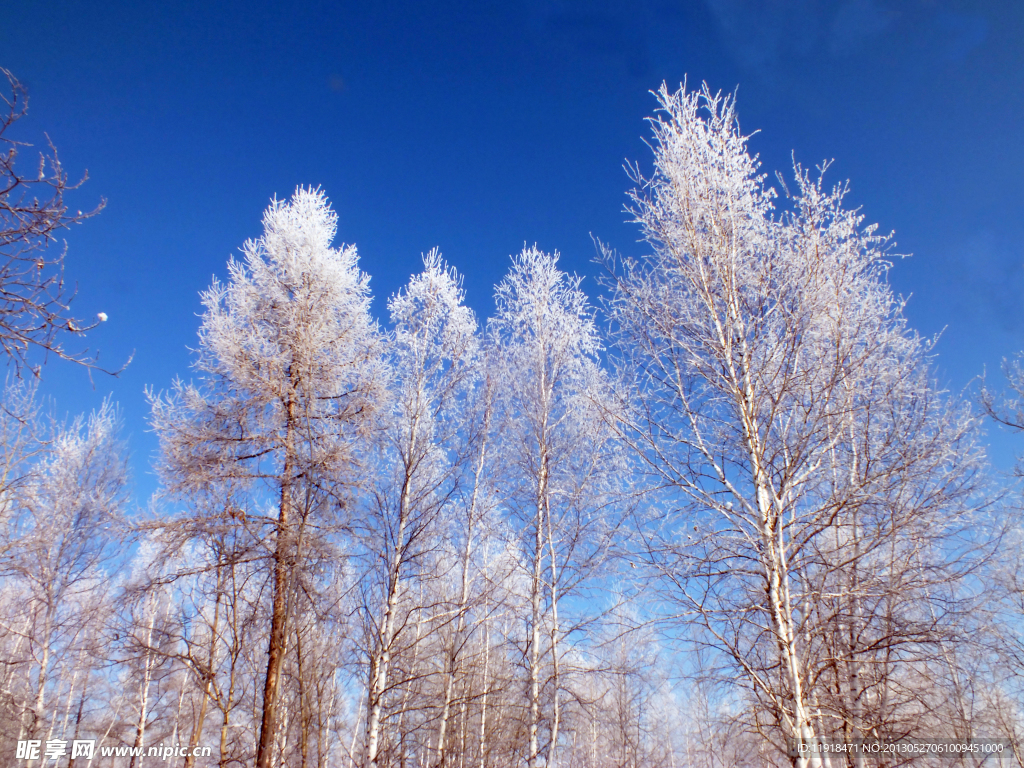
[3,0,1022,500]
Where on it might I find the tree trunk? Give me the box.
[528,365,550,768]
[30,599,55,750]
[477,613,490,768]
[186,570,223,768]
[545,494,560,768]
[257,396,297,768]
[298,628,310,768]
[366,408,423,768]
[528,465,546,768]
[129,602,158,768]
[67,690,85,768]
[435,421,489,768]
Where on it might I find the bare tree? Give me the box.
[977,353,1024,764]
[980,353,1024,475]
[981,354,1024,434]
[0,69,112,374]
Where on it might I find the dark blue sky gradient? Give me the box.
[3,0,1022,498]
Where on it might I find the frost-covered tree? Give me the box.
[0,378,41,529]
[489,246,623,768]
[358,249,479,768]
[120,500,268,768]
[0,399,128,753]
[978,353,1024,758]
[150,187,384,768]
[606,83,985,765]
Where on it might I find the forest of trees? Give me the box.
[3,72,1024,768]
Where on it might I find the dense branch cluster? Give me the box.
[1,83,1023,768]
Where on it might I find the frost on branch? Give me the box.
[607,81,984,762]
[489,245,625,768]
[490,245,603,401]
[149,185,386,768]
[388,247,480,435]
[151,186,385,496]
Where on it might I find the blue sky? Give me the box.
[3,0,1022,498]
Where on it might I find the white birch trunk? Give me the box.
[528,454,548,768]
[477,613,490,768]
[435,414,489,768]
[545,493,560,768]
[366,411,421,768]
[128,602,158,768]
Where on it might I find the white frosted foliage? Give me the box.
[608,82,983,762]
[200,186,379,399]
[491,245,602,406]
[151,185,384,494]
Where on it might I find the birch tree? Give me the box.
[0,400,128,750]
[358,249,479,768]
[490,246,622,768]
[606,83,985,765]
[150,187,384,768]
[429,368,500,768]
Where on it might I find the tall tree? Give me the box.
[150,187,384,768]
[358,249,479,768]
[606,83,984,766]
[489,246,622,768]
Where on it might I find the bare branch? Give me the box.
[0,68,125,375]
